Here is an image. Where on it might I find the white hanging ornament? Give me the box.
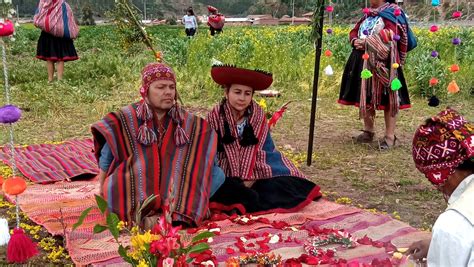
[324,65,334,76]
[0,218,10,246]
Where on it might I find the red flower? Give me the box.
[150,237,179,257]
[226,247,235,254]
[384,242,397,253]
[357,235,373,245]
[245,232,258,239]
[284,258,302,267]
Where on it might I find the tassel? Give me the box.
[428,96,440,107]
[168,105,190,147]
[174,125,189,147]
[7,228,38,263]
[391,78,402,91]
[137,123,157,146]
[136,101,153,121]
[222,121,236,144]
[447,80,460,94]
[324,65,334,76]
[239,123,259,147]
[361,69,373,79]
[0,218,10,246]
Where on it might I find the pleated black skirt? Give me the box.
[36,31,78,62]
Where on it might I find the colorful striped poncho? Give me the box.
[34,0,79,39]
[207,100,306,181]
[91,104,218,225]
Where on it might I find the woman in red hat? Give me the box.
[207,65,322,215]
[407,108,474,266]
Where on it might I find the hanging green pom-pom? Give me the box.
[391,78,402,91]
[361,69,373,79]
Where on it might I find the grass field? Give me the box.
[0,24,473,265]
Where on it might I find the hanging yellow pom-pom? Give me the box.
[392,63,399,69]
[391,78,402,91]
[447,80,460,94]
[361,69,373,79]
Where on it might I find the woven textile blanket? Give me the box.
[0,139,98,183]
[7,180,429,266]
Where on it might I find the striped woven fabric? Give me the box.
[34,0,79,39]
[6,180,429,266]
[0,139,98,183]
[91,104,218,225]
[207,100,306,181]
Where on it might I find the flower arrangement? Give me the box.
[225,252,283,267]
[74,195,215,267]
[257,99,292,129]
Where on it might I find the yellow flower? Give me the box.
[335,197,352,205]
[130,230,159,251]
[131,225,139,235]
[258,98,267,110]
[137,259,149,267]
[117,221,126,231]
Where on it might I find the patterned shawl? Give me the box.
[34,0,79,39]
[91,103,218,225]
[207,100,306,181]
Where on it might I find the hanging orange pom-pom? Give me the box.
[2,177,27,196]
[362,53,370,60]
[324,49,332,57]
[449,64,460,73]
[447,80,460,94]
[429,78,439,87]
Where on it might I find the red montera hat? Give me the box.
[211,65,273,91]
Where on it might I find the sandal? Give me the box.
[379,136,398,151]
[353,130,375,144]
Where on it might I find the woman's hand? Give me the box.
[406,238,431,262]
[353,39,366,50]
[243,181,255,188]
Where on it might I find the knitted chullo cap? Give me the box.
[136,62,189,147]
[412,108,474,185]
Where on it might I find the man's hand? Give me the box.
[97,170,107,196]
[406,238,431,262]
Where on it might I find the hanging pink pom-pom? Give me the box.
[363,8,370,15]
[7,228,38,263]
[394,9,401,16]
[429,25,439,32]
[452,11,462,18]
[326,6,334,12]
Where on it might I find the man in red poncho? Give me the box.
[207,5,225,36]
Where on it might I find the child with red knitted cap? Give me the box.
[408,108,474,266]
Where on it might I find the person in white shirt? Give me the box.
[182,7,198,37]
[408,108,474,267]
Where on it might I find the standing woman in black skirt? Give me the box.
[338,0,416,150]
[34,0,79,82]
